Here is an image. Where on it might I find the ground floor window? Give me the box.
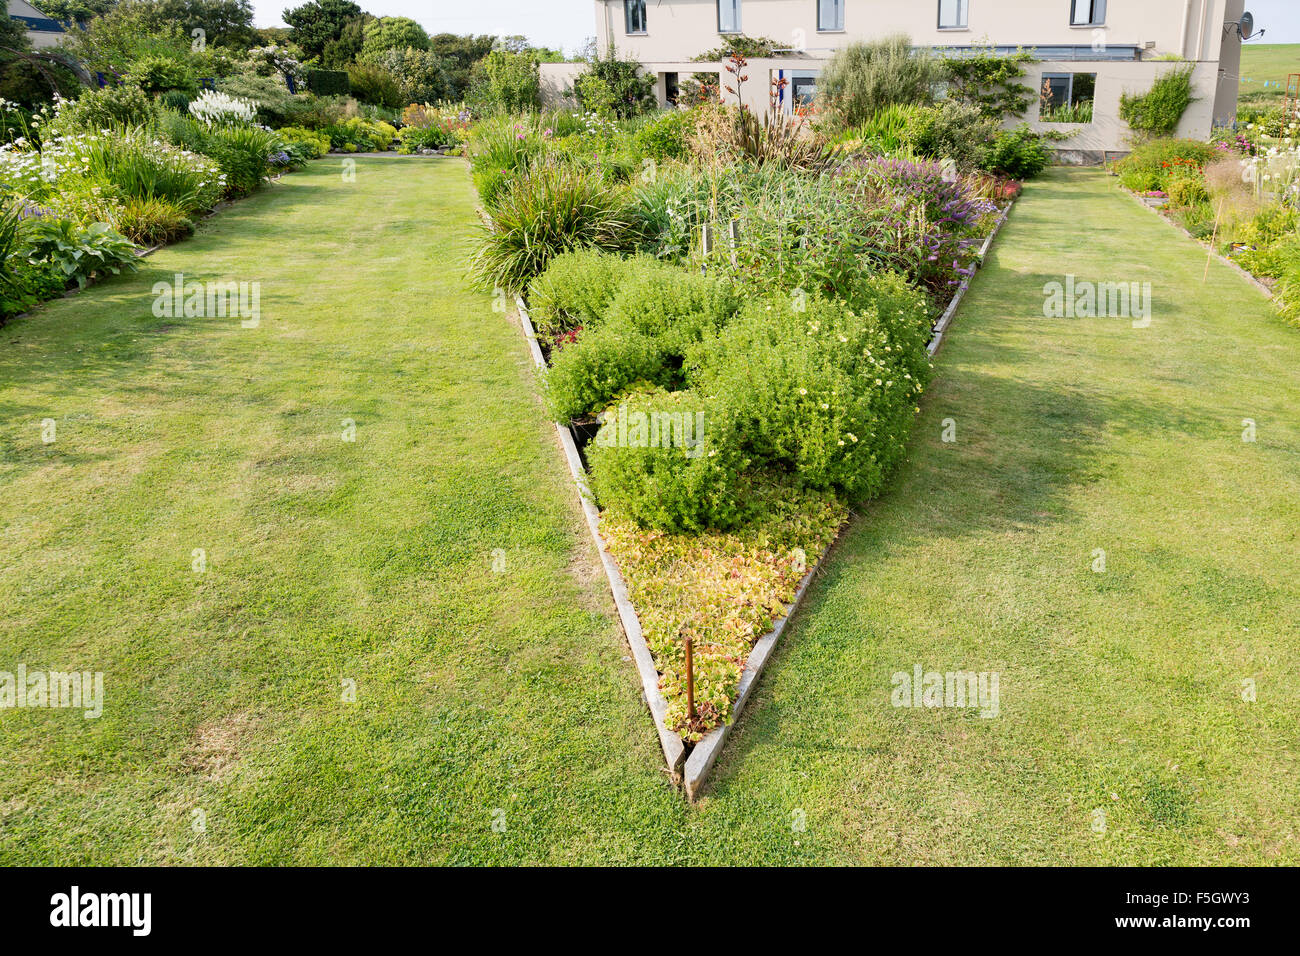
[1040,72,1096,123]
[664,72,679,105]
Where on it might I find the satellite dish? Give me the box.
[1240,12,1255,39]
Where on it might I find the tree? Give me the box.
[282,0,362,63]
[428,32,493,100]
[30,0,116,26]
[321,15,368,69]
[142,0,257,49]
[376,47,449,104]
[361,16,428,61]
[572,48,655,118]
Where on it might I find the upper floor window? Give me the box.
[818,0,845,32]
[1071,0,1106,26]
[624,0,647,34]
[938,0,969,30]
[718,0,742,34]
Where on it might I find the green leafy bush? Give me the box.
[543,328,667,422]
[304,69,350,97]
[22,218,139,289]
[1166,171,1209,207]
[50,84,159,134]
[603,264,740,355]
[526,247,628,337]
[688,293,926,503]
[900,101,1000,171]
[1120,67,1195,137]
[1113,139,1217,192]
[467,50,541,115]
[984,124,1053,179]
[588,387,744,533]
[942,47,1035,119]
[375,47,450,105]
[630,109,691,162]
[469,159,629,293]
[201,125,280,196]
[348,63,403,108]
[319,116,397,152]
[396,124,449,153]
[276,125,331,158]
[819,35,941,130]
[572,50,656,119]
[126,55,196,96]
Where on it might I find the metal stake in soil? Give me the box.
[685,634,696,724]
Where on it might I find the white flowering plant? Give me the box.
[189,89,258,127]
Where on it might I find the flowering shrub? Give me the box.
[189,90,258,127]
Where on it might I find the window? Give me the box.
[718,0,742,34]
[938,0,969,30]
[624,0,646,34]
[1071,0,1106,26]
[1040,72,1096,123]
[818,0,845,32]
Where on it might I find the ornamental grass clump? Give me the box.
[469,159,629,293]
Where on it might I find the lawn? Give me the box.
[1,161,1295,865]
[1238,42,1300,112]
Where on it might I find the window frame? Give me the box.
[1039,71,1097,123]
[817,0,845,33]
[1070,0,1107,27]
[624,0,647,35]
[937,0,969,31]
[718,0,743,35]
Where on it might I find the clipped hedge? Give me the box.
[305,69,350,97]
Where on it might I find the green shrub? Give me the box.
[305,69,350,97]
[79,126,225,212]
[467,50,541,115]
[348,63,403,108]
[819,36,941,130]
[216,72,297,126]
[1120,67,1195,137]
[1113,139,1216,192]
[201,124,280,196]
[469,159,629,293]
[942,47,1035,119]
[984,124,1053,179]
[630,109,691,162]
[572,50,656,119]
[276,125,331,158]
[526,247,628,337]
[51,84,160,134]
[159,89,193,113]
[319,116,397,151]
[1166,171,1209,207]
[396,123,449,153]
[588,387,745,533]
[126,55,197,97]
[542,328,667,423]
[115,196,193,245]
[901,101,999,171]
[688,294,925,503]
[375,47,450,105]
[603,265,740,355]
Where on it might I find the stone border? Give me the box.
[513,296,685,778]
[1117,182,1279,301]
[927,207,1013,357]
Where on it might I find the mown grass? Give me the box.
[702,168,1300,864]
[1,162,1294,865]
[1238,43,1300,112]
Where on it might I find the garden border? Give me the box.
[1117,181,1279,302]
[508,196,1019,800]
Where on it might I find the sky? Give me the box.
[249,0,1300,51]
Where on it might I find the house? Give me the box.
[541,0,1252,160]
[7,0,65,50]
